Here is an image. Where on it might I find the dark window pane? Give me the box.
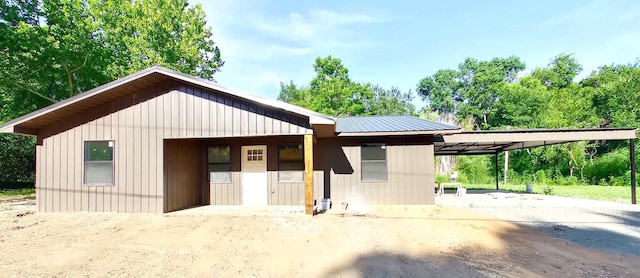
[85,141,113,161]
[208,146,230,163]
[278,145,304,181]
[362,145,386,161]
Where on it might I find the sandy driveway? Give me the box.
[438,191,640,257]
[1,198,639,277]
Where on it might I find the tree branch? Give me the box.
[14,82,58,103]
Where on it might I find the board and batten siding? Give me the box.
[164,139,204,212]
[202,136,324,206]
[35,80,313,213]
[321,136,435,207]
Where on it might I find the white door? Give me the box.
[241,145,268,205]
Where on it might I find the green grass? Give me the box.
[0,188,36,200]
[458,183,636,204]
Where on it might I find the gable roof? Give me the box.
[0,66,334,135]
[335,115,461,136]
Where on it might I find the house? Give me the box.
[1,66,637,213]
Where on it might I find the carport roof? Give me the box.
[434,128,637,155]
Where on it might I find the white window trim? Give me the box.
[208,146,232,184]
[361,143,388,182]
[82,140,115,187]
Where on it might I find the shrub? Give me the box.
[535,170,548,184]
[543,186,554,195]
[435,174,449,183]
[457,155,493,184]
[584,148,629,185]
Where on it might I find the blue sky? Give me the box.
[195,0,640,108]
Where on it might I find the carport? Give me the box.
[433,128,638,204]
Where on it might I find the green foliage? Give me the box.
[0,188,35,200]
[543,186,554,195]
[0,0,223,183]
[456,155,493,184]
[279,56,416,116]
[490,76,547,128]
[532,53,583,89]
[417,56,526,128]
[1,0,223,113]
[583,148,630,185]
[367,85,416,116]
[435,174,449,183]
[0,134,35,182]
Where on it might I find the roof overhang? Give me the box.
[338,129,461,137]
[434,128,637,155]
[0,66,335,136]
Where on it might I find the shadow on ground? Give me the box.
[324,252,490,277]
[322,213,640,278]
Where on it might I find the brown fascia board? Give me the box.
[438,128,637,144]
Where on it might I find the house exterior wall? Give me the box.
[318,136,435,207]
[201,136,324,206]
[35,80,312,213]
[164,139,204,212]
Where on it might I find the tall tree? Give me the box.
[0,0,224,183]
[279,56,417,116]
[416,69,460,114]
[0,0,224,118]
[366,85,416,116]
[279,56,371,116]
[532,53,582,89]
[417,56,525,129]
[583,61,640,129]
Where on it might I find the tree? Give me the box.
[532,53,582,89]
[489,76,547,128]
[417,56,525,129]
[0,0,224,183]
[279,56,417,116]
[366,85,416,116]
[0,0,223,116]
[584,61,640,129]
[416,69,460,114]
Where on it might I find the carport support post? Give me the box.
[631,139,637,205]
[304,134,314,214]
[495,153,499,190]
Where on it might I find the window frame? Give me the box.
[83,140,115,187]
[361,143,388,182]
[277,144,305,182]
[208,145,232,183]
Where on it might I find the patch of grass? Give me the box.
[0,188,36,200]
[461,183,636,204]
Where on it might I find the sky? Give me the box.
[194,0,640,108]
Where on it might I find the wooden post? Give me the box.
[495,152,499,190]
[304,134,314,214]
[631,139,636,205]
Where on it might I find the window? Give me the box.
[84,140,114,185]
[278,144,304,182]
[208,146,231,183]
[361,144,387,181]
[247,149,263,161]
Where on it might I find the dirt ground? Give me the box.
[1,200,639,277]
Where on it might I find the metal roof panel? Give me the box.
[336,115,460,133]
